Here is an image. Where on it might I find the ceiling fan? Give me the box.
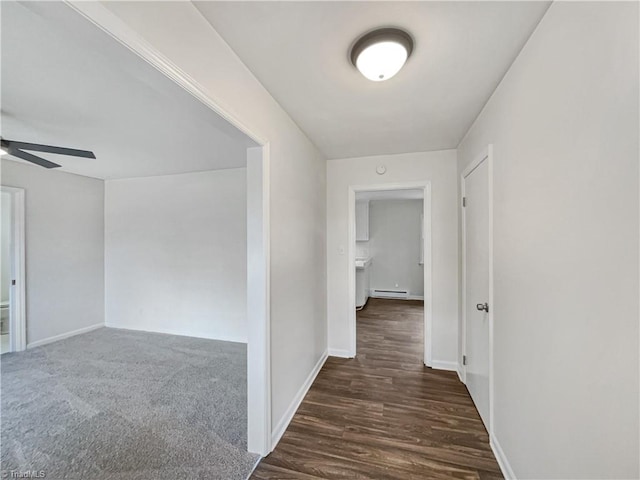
[0,138,95,169]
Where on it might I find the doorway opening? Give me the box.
[0,186,26,354]
[348,182,432,365]
[2,0,272,461]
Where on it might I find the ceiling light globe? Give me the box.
[350,28,414,82]
[356,41,408,82]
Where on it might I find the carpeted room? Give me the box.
[1,329,257,479]
[0,2,264,479]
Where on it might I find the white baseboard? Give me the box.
[430,360,458,372]
[491,435,516,480]
[328,348,353,358]
[106,323,247,344]
[456,367,464,383]
[271,350,328,450]
[27,323,104,349]
[407,295,425,301]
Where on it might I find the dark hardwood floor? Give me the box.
[251,298,503,479]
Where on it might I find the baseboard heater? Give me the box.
[371,289,409,300]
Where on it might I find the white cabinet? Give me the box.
[356,262,370,309]
[355,201,369,241]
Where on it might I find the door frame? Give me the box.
[348,181,433,366]
[66,1,272,456]
[461,144,494,435]
[1,186,26,353]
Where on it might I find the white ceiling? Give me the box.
[357,189,423,201]
[194,1,550,159]
[1,1,256,180]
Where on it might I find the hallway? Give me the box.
[252,298,502,479]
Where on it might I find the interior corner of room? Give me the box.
[1,1,638,480]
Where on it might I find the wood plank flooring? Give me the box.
[251,298,503,479]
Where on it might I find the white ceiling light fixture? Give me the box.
[350,27,414,82]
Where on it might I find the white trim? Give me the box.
[348,188,357,357]
[64,2,273,456]
[424,185,434,367]
[456,367,464,383]
[407,295,425,301]
[246,145,272,456]
[488,144,495,438]
[27,324,103,349]
[348,182,433,366]
[1,186,26,353]
[271,351,328,449]
[491,435,516,480]
[328,348,352,358]
[430,360,458,372]
[460,145,494,436]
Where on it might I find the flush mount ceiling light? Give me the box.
[350,27,414,82]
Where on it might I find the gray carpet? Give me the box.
[1,328,259,479]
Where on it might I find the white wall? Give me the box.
[105,169,247,343]
[90,1,327,435]
[0,159,105,345]
[457,2,639,478]
[368,199,424,298]
[1,191,11,304]
[327,150,458,363]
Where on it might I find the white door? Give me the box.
[463,157,490,429]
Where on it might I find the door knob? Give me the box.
[476,303,489,313]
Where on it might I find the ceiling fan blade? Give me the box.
[3,140,95,159]
[7,148,61,169]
